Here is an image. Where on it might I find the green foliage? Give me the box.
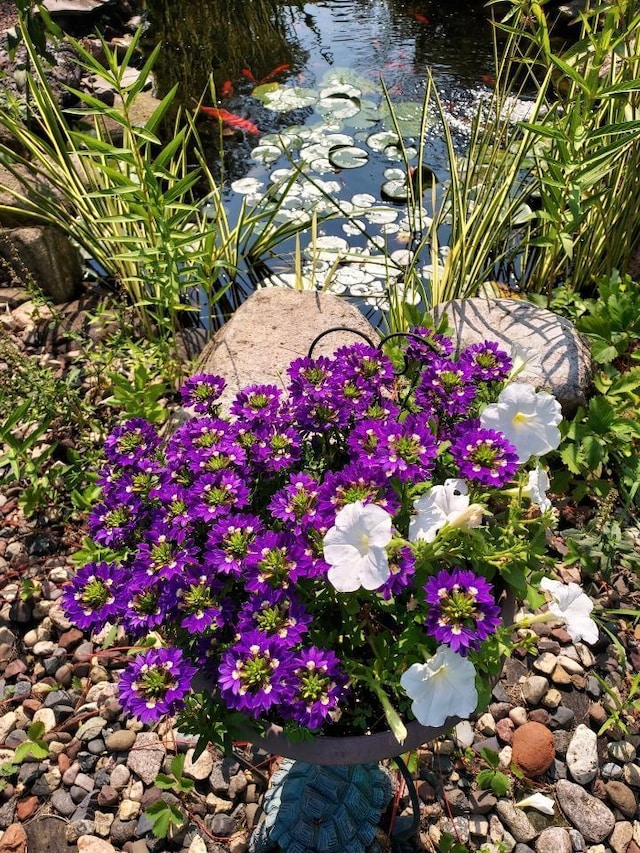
[144,798,187,839]
[475,747,511,796]
[503,0,640,294]
[0,335,101,519]
[593,670,640,736]
[104,361,172,424]
[14,721,49,763]
[155,754,195,794]
[0,19,332,348]
[439,832,470,853]
[542,274,640,506]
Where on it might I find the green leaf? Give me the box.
[480,747,499,768]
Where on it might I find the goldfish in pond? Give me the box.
[241,66,257,83]
[220,80,234,98]
[412,11,430,23]
[199,106,261,135]
[260,63,291,83]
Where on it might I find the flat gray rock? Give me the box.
[556,779,615,843]
[433,298,592,412]
[196,288,379,412]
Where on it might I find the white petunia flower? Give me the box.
[479,383,562,463]
[323,501,392,592]
[525,467,552,513]
[515,793,555,815]
[400,645,478,727]
[540,577,599,645]
[408,479,484,543]
[509,343,544,381]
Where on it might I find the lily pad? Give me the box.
[257,85,318,112]
[304,235,350,261]
[316,94,361,120]
[380,100,428,136]
[365,207,399,224]
[250,144,283,165]
[366,130,401,152]
[230,177,264,195]
[381,178,408,202]
[351,193,377,208]
[328,145,369,169]
[320,68,377,94]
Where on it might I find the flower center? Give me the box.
[135,664,176,703]
[512,411,534,426]
[237,653,277,692]
[439,588,479,628]
[80,578,111,610]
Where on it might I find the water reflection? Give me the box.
[145,0,495,110]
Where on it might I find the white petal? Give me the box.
[400,646,478,727]
[515,793,555,815]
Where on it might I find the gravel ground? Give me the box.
[1,285,640,853]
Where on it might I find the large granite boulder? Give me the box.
[0,226,82,304]
[196,288,379,411]
[433,297,592,412]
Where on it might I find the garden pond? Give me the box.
[144,0,507,320]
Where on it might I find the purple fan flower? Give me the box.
[136,530,199,580]
[317,465,400,520]
[121,574,167,637]
[287,355,334,397]
[347,415,436,483]
[245,531,301,590]
[333,342,395,389]
[378,546,416,600]
[268,473,320,531]
[179,374,226,414]
[424,568,501,655]
[176,574,224,633]
[186,471,250,522]
[217,631,295,717]
[405,327,454,364]
[251,425,302,473]
[118,647,197,724]
[416,357,477,418]
[459,341,512,383]
[62,561,126,631]
[450,427,519,487]
[104,419,161,467]
[287,647,349,730]
[230,384,283,421]
[238,588,311,644]
[87,498,143,548]
[206,514,263,576]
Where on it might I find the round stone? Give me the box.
[511,722,555,777]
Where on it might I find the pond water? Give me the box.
[144,0,501,324]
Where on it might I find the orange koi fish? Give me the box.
[199,106,261,135]
[260,63,291,83]
[220,80,234,98]
[412,11,430,23]
[241,67,257,84]
[481,73,496,87]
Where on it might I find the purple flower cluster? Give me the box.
[424,568,501,655]
[63,331,521,734]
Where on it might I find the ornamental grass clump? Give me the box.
[63,330,567,748]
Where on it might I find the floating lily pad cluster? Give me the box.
[227,68,439,311]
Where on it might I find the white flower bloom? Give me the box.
[525,467,552,512]
[479,383,562,463]
[540,577,599,645]
[515,793,555,815]
[408,479,483,543]
[400,645,478,727]
[323,501,392,592]
[509,343,544,381]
